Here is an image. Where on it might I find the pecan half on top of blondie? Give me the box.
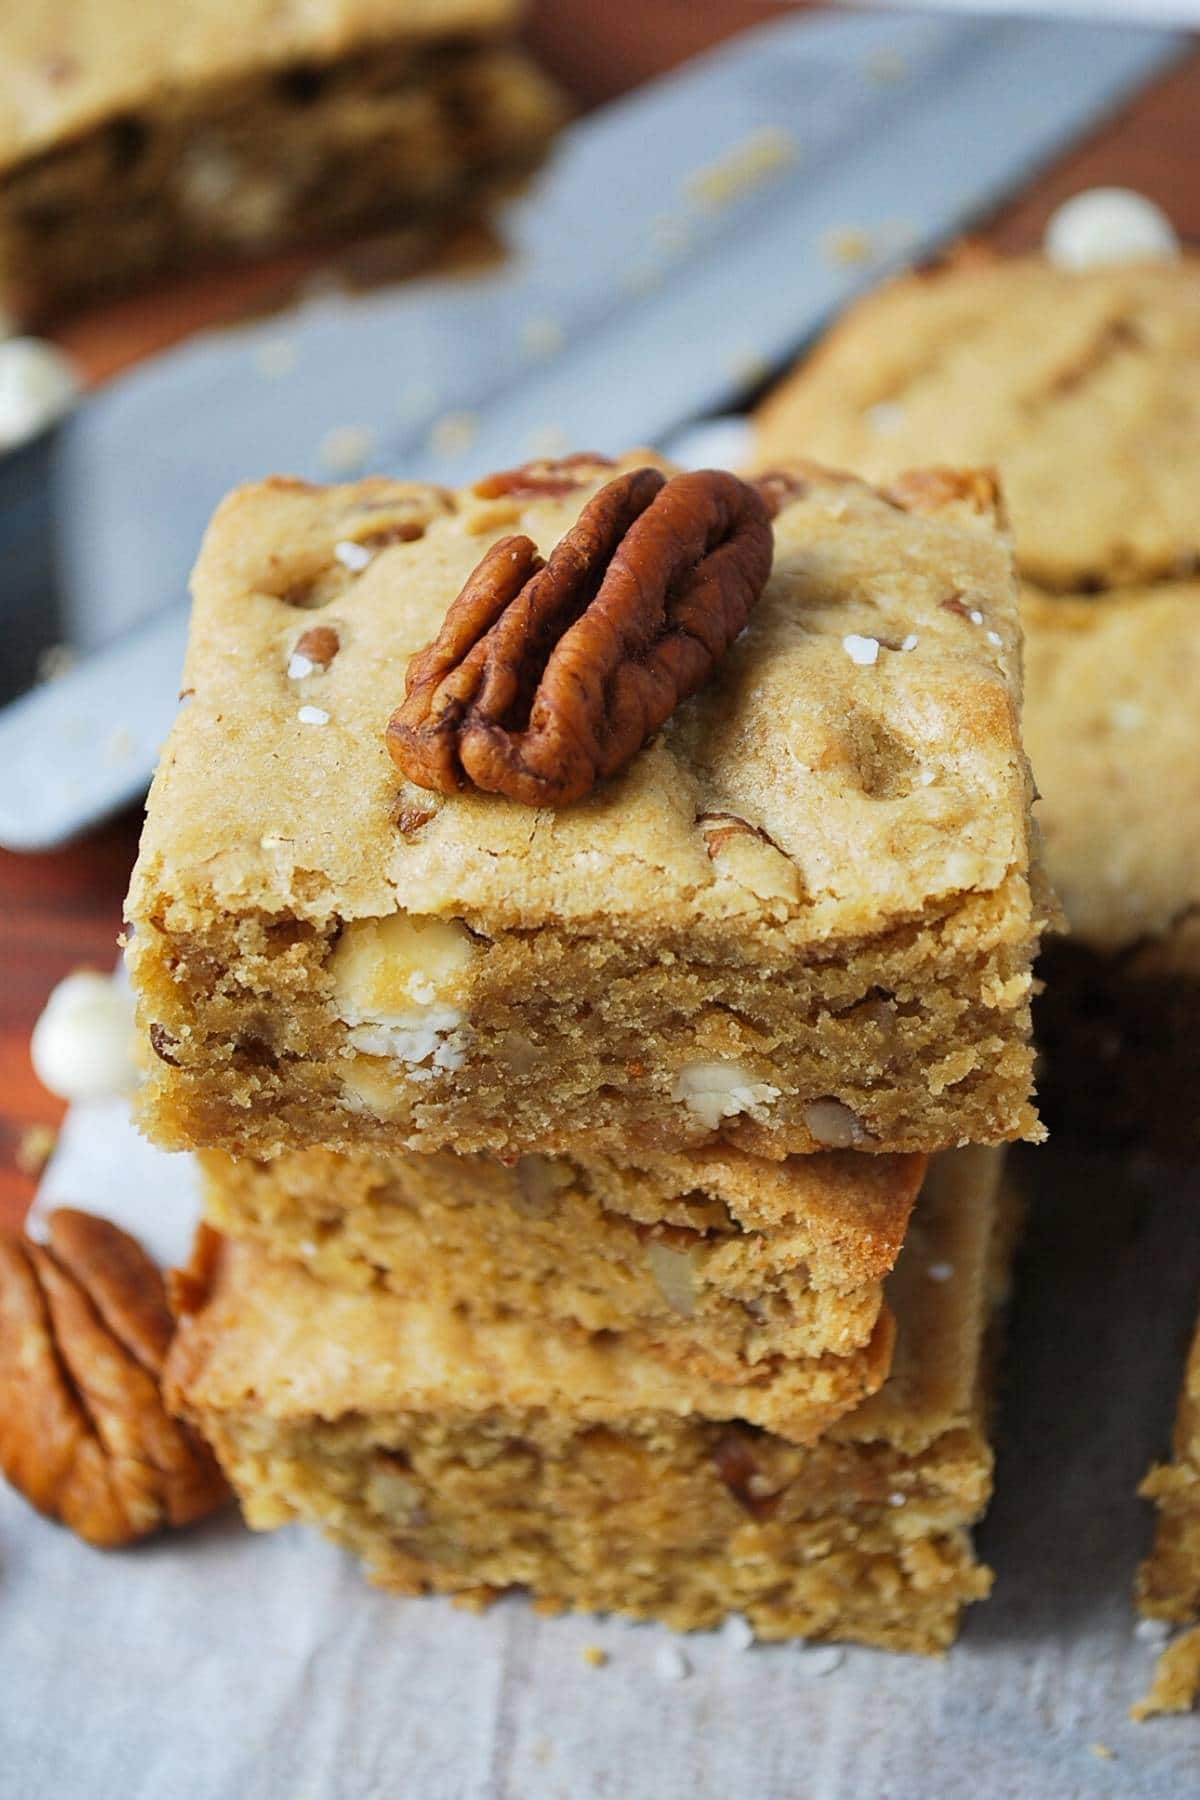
[199,1144,927,1385]
[0,0,562,321]
[127,452,1046,1161]
[166,1148,1013,1652]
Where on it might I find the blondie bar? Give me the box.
[755,252,1200,1149]
[168,1149,1013,1652]
[0,1,561,320]
[1022,587,1200,1149]
[754,253,1200,592]
[1139,1309,1200,1624]
[200,1144,926,1382]
[128,455,1044,1162]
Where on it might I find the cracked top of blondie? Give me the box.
[754,254,1200,593]
[0,0,519,167]
[129,453,1032,951]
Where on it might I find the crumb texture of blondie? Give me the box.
[0,5,560,318]
[128,457,1042,1162]
[754,254,1200,592]
[1139,1315,1200,1623]
[201,1144,925,1381]
[167,1150,1009,1652]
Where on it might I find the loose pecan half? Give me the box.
[0,1210,228,1548]
[386,466,774,806]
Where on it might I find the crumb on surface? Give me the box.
[427,411,479,459]
[1132,1627,1200,1720]
[318,424,376,475]
[822,226,874,267]
[581,1644,608,1669]
[1089,1742,1115,1761]
[684,126,797,210]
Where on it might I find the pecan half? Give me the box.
[386,467,774,807]
[0,1210,228,1548]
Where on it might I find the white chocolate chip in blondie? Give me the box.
[331,913,476,1073]
[646,1240,698,1316]
[802,1098,869,1148]
[340,1055,412,1122]
[671,1061,780,1132]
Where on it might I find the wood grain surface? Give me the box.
[2,5,1197,1229]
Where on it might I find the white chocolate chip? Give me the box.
[987,630,1002,647]
[646,1241,698,1317]
[900,633,919,652]
[842,634,879,667]
[287,653,316,681]
[803,1098,868,1149]
[888,1492,907,1507]
[0,338,80,450]
[297,705,329,725]
[334,539,373,573]
[722,1614,756,1652]
[31,971,139,1103]
[1044,187,1179,270]
[339,1056,411,1122]
[331,913,476,1074]
[672,1062,780,1132]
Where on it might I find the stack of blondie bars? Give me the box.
[127,451,1049,1652]
[754,247,1200,1667]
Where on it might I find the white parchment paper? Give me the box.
[3,1105,1197,1799]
